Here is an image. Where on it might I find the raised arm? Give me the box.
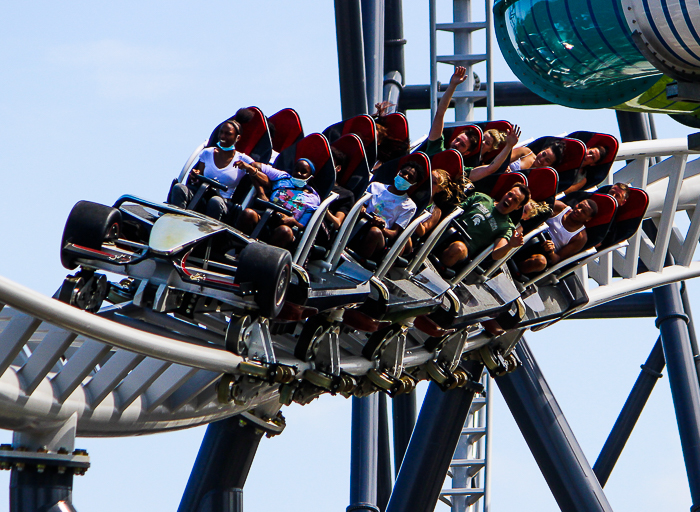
[509,146,532,163]
[428,67,467,141]
[469,125,521,182]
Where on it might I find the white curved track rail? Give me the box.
[0,137,698,437]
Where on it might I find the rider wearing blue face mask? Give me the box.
[169,120,255,221]
[356,162,424,259]
[235,158,321,248]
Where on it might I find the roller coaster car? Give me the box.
[345,153,454,332]
[60,196,293,319]
[514,193,619,329]
[421,172,530,334]
[228,132,374,315]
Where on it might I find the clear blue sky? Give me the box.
[0,1,698,511]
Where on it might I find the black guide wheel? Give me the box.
[294,316,331,361]
[225,315,252,356]
[61,201,122,270]
[362,325,401,361]
[235,242,292,318]
[58,271,110,313]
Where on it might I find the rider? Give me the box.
[236,158,320,249]
[169,120,254,221]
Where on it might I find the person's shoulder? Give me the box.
[552,200,567,214]
[472,191,491,202]
[236,151,254,163]
[368,181,387,193]
[200,147,215,157]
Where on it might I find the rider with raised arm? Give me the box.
[424,67,478,171]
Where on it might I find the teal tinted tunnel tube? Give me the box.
[493,0,668,109]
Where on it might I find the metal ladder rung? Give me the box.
[437,54,487,65]
[450,458,485,468]
[436,21,487,32]
[461,427,486,441]
[461,426,486,435]
[440,488,485,496]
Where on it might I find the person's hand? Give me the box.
[542,240,555,254]
[375,101,395,117]
[505,125,521,147]
[508,230,524,248]
[234,160,256,174]
[449,66,467,87]
[369,214,385,229]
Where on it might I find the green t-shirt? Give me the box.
[457,192,514,255]
[424,135,474,179]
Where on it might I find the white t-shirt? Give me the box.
[198,147,254,199]
[366,182,417,229]
[546,206,584,251]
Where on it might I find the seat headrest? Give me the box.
[429,149,464,180]
[268,108,304,153]
[525,167,559,203]
[331,134,369,189]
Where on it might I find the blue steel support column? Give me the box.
[383,0,405,82]
[654,282,700,510]
[391,393,416,475]
[593,338,665,486]
[335,2,381,510]
[348,394,380,512]
[386,360,483,512]
[10,470,74,512]
[178,415,262,512]
[377,393,392,511]
[496,339,613,512]
[334,0,369,118]
[361,0,385,109]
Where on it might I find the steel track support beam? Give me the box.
[178,415,263,512]
[385,360,484,512]
[496,340,613,512]
[335,0,369,118]
[348,395,380,512]
[383,0,405,83]
[391,393,416,476]
[361,0,385,109]
[377,393,392,512]
[654,282,700,511]
[593,338,665,486]
[568,292,656,319]
[10,414,81,512]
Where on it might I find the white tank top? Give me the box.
[546,206,584,251]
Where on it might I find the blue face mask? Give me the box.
[217,141,236,151]
[394,175,412,191]
[291,176,309,188]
